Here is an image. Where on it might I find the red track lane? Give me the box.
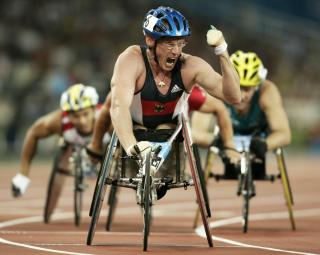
[1,154,320,255]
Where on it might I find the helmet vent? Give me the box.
[249,70,258,80]
[163,19,172,32]
[244,69,248,79]
[154,25,163,33]
[245,57,249,64]
[157,13,164,19]
[182,20,187,31]
[173,16,180,31]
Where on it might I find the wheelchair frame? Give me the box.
[86,115,213,251]
[194,145,295,233]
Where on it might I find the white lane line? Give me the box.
[195,208,320,255]
[1,204,319,254]
[0,237,95,255]
[0,206,136,255]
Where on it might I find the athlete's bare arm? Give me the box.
[191,95,239,163]
[88,93,112,155]
[260,80,291,150]
[182,52,240,104]
[20,110,62,176]
[198,95,235,148]
[110,46,143,153]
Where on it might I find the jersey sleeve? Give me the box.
[188,85,206,111]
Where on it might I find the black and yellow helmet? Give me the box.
[60,84,99,112]
[230,50,268,87]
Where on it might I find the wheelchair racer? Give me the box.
[11,84,105,197]
[109,5,240,174]
[192,50,291,178]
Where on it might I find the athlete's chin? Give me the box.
[161,63,175,71]
[236,101,247,110]
[77,127,92,136]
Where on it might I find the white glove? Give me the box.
[206,25,228,55]
[12,173,30,197]
[126,141,151,156]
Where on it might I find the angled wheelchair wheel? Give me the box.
[182,116,213,247]
[89,161,103,218]
[74,153,84,226]
[87,132,118,245]
[275,148,296,230]
[142,150,152,251]
[106,184,118,231]
[44,147,68,223]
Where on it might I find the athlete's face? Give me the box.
[67,107,95,135]
[236,86,257,109]
[156,37,187,71]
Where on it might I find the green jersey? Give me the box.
[226,88,268,136]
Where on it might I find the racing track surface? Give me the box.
[0,153,319,255]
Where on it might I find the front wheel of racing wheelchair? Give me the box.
[44,140,94,226]
[87,115,213,251]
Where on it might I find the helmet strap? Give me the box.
[153,40,159,65]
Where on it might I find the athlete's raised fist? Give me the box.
[206,25,224,47]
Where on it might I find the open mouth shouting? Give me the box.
[165,57,176,68]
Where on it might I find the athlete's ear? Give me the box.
[145,35,156,49]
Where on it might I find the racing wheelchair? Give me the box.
[194,134,295,233]
[86,115,213,251]
[44,140,97,226]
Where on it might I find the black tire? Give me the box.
[242,152,252,233]
[87,132,118,245]
[143,151,152,252]
[44,148,67,223]
[106,184,118,231]
[193,144,211,218]
[89,152,105,217]
[74,158,84,226]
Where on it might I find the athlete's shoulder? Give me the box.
[116,45,144,69]
[181,53,209,72]
[261,79,280,96]
[181,52,200,64]
[120,45,142,58]
[260,79,282,108]
[32,109,63,135]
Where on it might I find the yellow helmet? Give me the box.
[60,84,99,112]
[230,50,268,87]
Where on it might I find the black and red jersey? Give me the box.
[130,46,190,129]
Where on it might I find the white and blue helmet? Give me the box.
[143,6,191,40]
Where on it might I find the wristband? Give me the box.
[214,41,228,55]
[85,147,103,161]
[223,146,238,152]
